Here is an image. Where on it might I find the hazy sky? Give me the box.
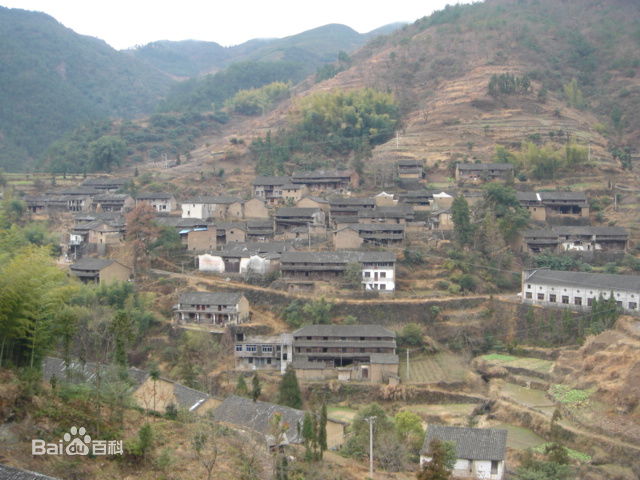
[1,0,475,50]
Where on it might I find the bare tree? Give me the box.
[192,423,219,480]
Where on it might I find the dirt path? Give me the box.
[150,268,494,305]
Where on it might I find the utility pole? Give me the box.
[396,131,399,148]
[365,416,376,479]
[406,349,410,381]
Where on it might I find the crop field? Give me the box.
[494,423,546,450]
[480,354,554,375]
[400,352,470,384]
[405,403,477,423]
[500,383,555,412]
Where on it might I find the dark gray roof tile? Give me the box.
[420,425,507,460]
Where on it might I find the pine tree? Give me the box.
[318,403,328,459]
[251,372,262,402]
[277,365,302,409]
[451,196,473,247]
[235,375,249,397]
[302,412,316,460]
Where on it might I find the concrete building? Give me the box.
[69,258,132,284]
[234,332,293,373]
[173,292,250,325]
[420,425,507,480]
[135,193,177,212]
[522,269,640,313]
[455,163,514,183]
[292,324,399,383]
[181,196,243,220]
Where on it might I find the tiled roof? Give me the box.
[182,196,242,204]
[135,193,174,200]
[525,269,640,291]
[212,395,305,445]
[457,163,514,171]
[420,425,507,460]
[281,251,395,264]
[70,258,118,271]
[178,291,245,305]
[252,176,291,186]
[0,463,61,480]
[276,207,322,217]
[293,324,395,338]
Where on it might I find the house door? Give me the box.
[361,367,369,379]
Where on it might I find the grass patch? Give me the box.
[533,443,592,462]
[481,353,518,362]
[327,406,357,424]
[494,423,546,450]
[549,385,593,405]
[405,403,477,417]
[400,352,470,383]
[501,383,554,408]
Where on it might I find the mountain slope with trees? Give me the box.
[0,7,175,171]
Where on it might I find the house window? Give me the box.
[575,297,582,306]
[364,271,370,278]
[246,345,257,352]
[587,298,594,306]
[527,284,531,289]
[562,296,569,304]
[262,346,273,353]
[549,294,556,302]
[235,345,243,352]
[537,293,544,300]
[491,460,499,474]
[380,272,386,278]
[525,292,532,299]
[380,284,386,290]
[617,301,623,307]
[629,302,637,310]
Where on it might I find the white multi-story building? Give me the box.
[522,269,640,313]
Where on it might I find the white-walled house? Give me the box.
[522,269,640,313]
[420,425,507,480]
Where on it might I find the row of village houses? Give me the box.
[41,353,508,480]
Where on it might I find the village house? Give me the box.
[91,193,134,213]
[185,225,217,252]
[173,291,250,325]
[333,224,405,249]
[428,208,453,231]
[181,196,243,220]
[397,159,425,179]
[252,176,291,204]
[520,226,629,254]
[242,197,270,219]
[398,190,435,210]
[522,269,640,313]
[517,191,589,222]
[296,195,330,213]
[215,222,247,245]
[198,241,288,275]
[455,162,514,183]
[280,251,396,291]
[245,219,276,242]
[374,191,397,207]
[69,258,132,284]
[275,207,326,234]
[70,213,125,249]
[292,324,399,383]
[291,169,359,193]
[212,395,345,448]
[420,425,507,480]
[81,176,128,192]
[358,205,414,224]
[234,332,293,372]
[134,193,177,212]
[37,187,99,212]
[329,197,375,221]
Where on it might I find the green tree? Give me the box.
[236,375,249,397]
[251,372,262,402]
[451,196,474,247]
[277,365,302,409]
[343,262,363,289]
[318,403,328,459]
[416,439,455,480]
[563,78,585,109]
[398,323,424,348]
[302,298,333,325]
[394,410,424,453]
[90,135,126,171]
[282,299,306,328]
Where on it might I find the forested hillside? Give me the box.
[0,7,175,171]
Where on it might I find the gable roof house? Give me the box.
[329,197,375,220]
[69,258,132,284]
[517,191,589,222]
[134,193,177,212]
[521,226,629,254]
[81,176,128,192]
[291,169,359,193]
[358,205,414,224]
[91,193,134,213]
[397,159,425,179]
[212,395,345,448]
[292,324,399,383]
[173,291,250,326]
[246,219,276,242]
[420,425,507,480]
[275,207,326,233]
[280,251,396,292]
[455,163,514,183]
[181,196,243,220]
[398,190,436,210]
[522,269,640,314]
[252,176,300,205]
[333,223,405,249]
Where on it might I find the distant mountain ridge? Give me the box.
[129,22,406,78]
